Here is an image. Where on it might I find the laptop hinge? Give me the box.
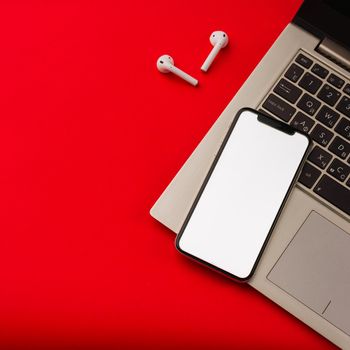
[316,37,350,72]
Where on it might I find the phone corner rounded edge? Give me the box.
[175,231,185,254]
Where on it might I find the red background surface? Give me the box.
[0,1,337,348]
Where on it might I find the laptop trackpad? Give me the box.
[268,211,350,335]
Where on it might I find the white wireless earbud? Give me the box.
[201,31,229,72]
[157,55,198,86]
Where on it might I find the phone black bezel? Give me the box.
[175,108,312,282]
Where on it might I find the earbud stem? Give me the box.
[169,65,198,86]
[201,43,222,72]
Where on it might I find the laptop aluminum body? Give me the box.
[150,1,350,348]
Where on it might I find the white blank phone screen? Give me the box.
[178,110,309,279]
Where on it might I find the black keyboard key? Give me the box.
[310,124,334,146]
[336,96,350,118]
[296,53,313,68]
[297,93,321,116]
[347,178,350,187]
[314,175,350,215]
[284,63,304,83]
[308,146,332,169]
[298,162,321,189]
[343,83,350,96]
[335,117,350,140]
[273,78,302,103]
[262,94,296,122]
[290,112,315,134]
[327,73,345,89]
[298,162,321,188]
[328,136,350,159]
[327,158,350,182]
[317,84,341,106]
[311,64,329,79]
[298,72,322,94]
[315,106,340,128]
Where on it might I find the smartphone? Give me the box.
[176,108,311,281]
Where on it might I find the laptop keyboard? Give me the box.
[259,51,350,216]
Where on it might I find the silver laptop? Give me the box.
[150,1,350,348]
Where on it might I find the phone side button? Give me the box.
[298,162,321,188]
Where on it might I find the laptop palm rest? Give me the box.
[268,211,350,336]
